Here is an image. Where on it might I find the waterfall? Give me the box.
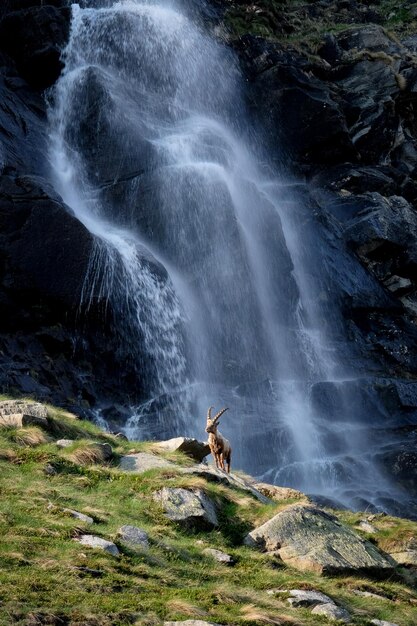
[48,0,407,513]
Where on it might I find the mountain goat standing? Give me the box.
[205,406,231,473]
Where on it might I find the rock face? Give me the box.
[152,437,210,463]
[154,488,218,530]
[245,505,395,576]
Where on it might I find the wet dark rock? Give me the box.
[0,5,71,89]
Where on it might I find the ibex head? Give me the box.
[205,406,229,433]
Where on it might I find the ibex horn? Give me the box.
[207,406,214,420]
[213,407,229,423]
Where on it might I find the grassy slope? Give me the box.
[224,0,417,48]
[0,400,416,625]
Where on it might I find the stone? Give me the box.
[202,548,234,565]
[118,525,149,551]
[388,538,417,567]
[154,488,218,530]
[76,535,119,556]
[0,400,48,428]
[183,465,270,504]
[357,521,378,534]
[119,452,174,472]
[56,439,74,448]
[371,621,399,626]
[245,505,395,576]
[153,437,210,463]
[252,482,305,502]
[353,590,389,600]
[63,509,94,524]
[285,589,335,608]
[311,603,352,623]
[93,442,113,461]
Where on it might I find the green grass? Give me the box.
[0,398,417,625]
[223,0,417,50]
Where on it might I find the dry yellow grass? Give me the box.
[66,443,109,466]
[10,427,49,447]
[240,603,294,625]
[166,599,209,617]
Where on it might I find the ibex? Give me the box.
[205,406,231,473]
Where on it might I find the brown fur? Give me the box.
[205,406,232,473]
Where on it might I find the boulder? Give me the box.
[0,400,47,419]
[245,505,395,576]
[63,509,94,525]
[119,452,174,473]
[202,548,234,565]
[154,488,218,530]
[76,534,119,556]
[371,621,399,626]
[152,437,210,462]
[0,401,48,429]
[118,525,149,551]
[92,443,113,462]
[183,465,270,504]
[252,481,305,502]
[311,603,351,623]
[285,590,335,608]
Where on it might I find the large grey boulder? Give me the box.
[0,400,48,429]
[245,505,395,576]
[153,437,210,462]
[118,525,149,551]
[76,534,119,556]
[119,452,174,473]
[267,589,344,612]
[371,621,399,626]
[311,603,351,623]
[154,488,218,530]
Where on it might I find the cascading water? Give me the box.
[48,0,411,514]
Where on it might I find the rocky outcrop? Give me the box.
[245,504,395,576]
[152,437,210,462]
[0,399,48,427]
[154,487,218,530]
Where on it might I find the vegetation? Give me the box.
[223,0,417,49]
[0,398,417,625]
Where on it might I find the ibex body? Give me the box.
[205,406,231,473]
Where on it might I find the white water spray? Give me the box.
[48,0,404,512]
